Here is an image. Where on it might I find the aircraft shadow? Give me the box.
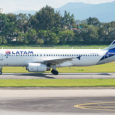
[58,73,111,76]
[4,73,111,78]
[4,73,56,79]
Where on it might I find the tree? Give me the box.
[73,30,83,43]
[59,30,75,44]
[0,13,17,44]
[30,6,62,32]
[47,31,59,45]
[0,6,114,45]
[82,25,99,44]
[24,29,38,44]
[0,36,7,44]
[87,17,100,26]
[16,13,30,32]
[36,39,44,45]
[38,30,59,45]
[62,11,76,29]
[16,31,25,43]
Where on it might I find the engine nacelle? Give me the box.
[27,63,47,72]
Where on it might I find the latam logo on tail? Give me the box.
[5,51,34,55]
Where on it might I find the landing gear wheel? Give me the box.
[0,67,2,75]
[51,69,59,75]
[0,71,2,75]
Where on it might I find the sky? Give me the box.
[0,0,114,13]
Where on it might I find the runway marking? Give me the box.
[74,102,115,111]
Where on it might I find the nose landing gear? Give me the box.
[0,67,2,75]
[0,71,2,75]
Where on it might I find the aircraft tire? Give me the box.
[0,72,2,75]
[51,69,59,75]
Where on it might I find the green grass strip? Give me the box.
[0,79,115,87]
[2,62,115,73]
[0,45,107,49]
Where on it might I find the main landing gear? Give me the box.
[51,69,59,75]
[51,65,59,75]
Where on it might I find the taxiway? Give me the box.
[0,73,115,115]
[0,73,114,79]
[0,88,115,115]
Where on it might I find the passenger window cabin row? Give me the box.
[5,54,99,57]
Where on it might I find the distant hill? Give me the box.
[57,2,115,22]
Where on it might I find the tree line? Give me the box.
[0,5,115,45]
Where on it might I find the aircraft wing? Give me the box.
[43,57,73,65]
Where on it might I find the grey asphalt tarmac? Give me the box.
[0,72,115,79]
[1,73,115,115]
[0,88,115,115]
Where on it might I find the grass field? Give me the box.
[0,45,108,49]
[0,79,115,87]
[1,62,115,87]
[2,62,115,73]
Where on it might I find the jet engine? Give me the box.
[26,63,47,72]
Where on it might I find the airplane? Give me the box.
[0,40,115,75]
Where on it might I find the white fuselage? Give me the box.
[0,49,113,67]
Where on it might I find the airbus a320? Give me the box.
[0,41,115,75]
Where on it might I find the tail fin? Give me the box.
[106,40,115,50]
